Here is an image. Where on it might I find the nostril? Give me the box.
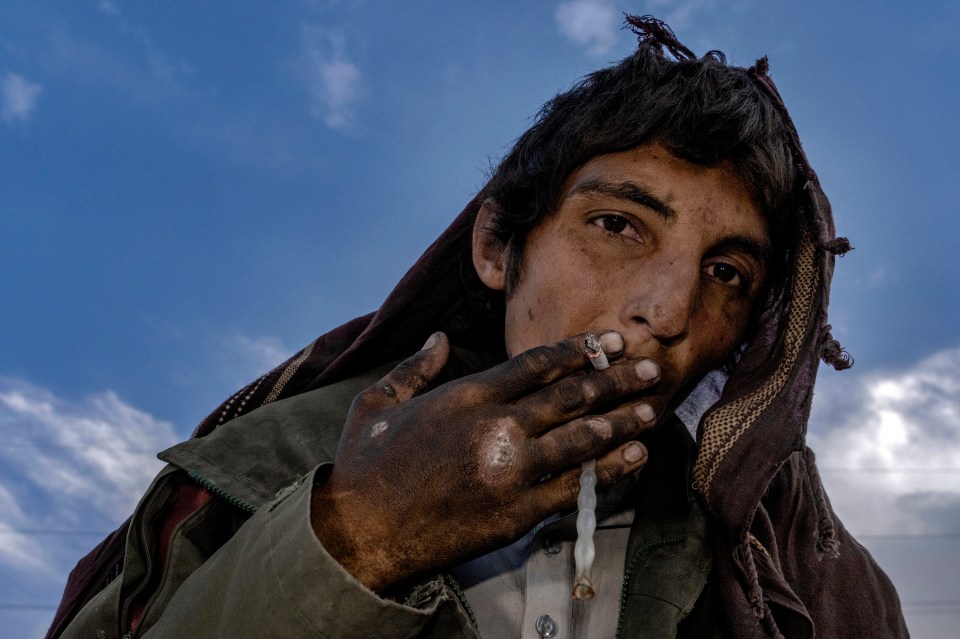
[631,313,687,346]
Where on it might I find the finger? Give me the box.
[525,440,649,516]
[355,332,450,412]
[470,331,625,402]
[515,358,659,434]
[525,402,656,478]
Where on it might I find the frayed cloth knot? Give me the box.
[823,236,853,256]
[820,337,854,371]
[750,56,770,76]
[805,450,842,559]
[740,538,786,639]
[817,535,842,558]
[624,14,695,60]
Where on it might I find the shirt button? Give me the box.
[542,533,562,555]
[535,614,558,638]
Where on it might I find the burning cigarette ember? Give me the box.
[585,333,609,369]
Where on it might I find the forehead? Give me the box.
[558,144,770,250]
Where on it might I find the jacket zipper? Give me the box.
[119,478,174,634]
[130,502,214,637]
[121,471,255,637]
[444,573,479,630]
[615,534,685,639]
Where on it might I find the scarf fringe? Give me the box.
[738,538,785,639]
[624,14,696,60]
[819,325,854,371]
[804,451,842,558]
[822,236,853,256]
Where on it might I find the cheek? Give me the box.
[687,296,754,368]
[506,244,603,353]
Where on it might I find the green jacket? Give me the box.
[60,352,721,638]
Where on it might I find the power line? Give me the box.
[3,602,959,615]
[904,608,960,616]
[856,532,960,541]
[820,467,960,473]
[902,600,960,616]
[0,528,112,537]
[0,440,161,454]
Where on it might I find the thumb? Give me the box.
[366,332,450,407]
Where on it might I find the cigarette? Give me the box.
[572,334,607,601]
[585,333,610,370]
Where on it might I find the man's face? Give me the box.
[476,143,771,415]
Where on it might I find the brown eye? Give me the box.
[590,214,640,241]
[705,263,745,288]
[600,215,629,234]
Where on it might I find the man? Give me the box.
[49,16,906,638]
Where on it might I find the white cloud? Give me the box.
[2,72,42,124]
[555,0,619,56]
[228,334,293,377]
[0,483,47,571]
[0,379,177,573]
[301,27,363,131]
[809,346,960,537]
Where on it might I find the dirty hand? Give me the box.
[310,330,660,592]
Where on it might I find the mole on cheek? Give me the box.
[527,307,534,321]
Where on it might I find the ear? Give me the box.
[472,199,508,291]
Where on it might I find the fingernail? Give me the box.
[598,332,624,355]
[634,403,655,423]
[634,359,659,382]
[421,332,440,350]
[623,442,646,464]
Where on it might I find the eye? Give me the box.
[704,262,746,289]
[590,214,641,241]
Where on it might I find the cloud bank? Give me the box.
[0,380,177,573]
[301,27,363,130]
[809,346,960,537]
[555,0,619,56]
[2,72,42,124]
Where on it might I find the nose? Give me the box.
[621,257,699,346]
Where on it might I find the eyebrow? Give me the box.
[570,177,772,264]
[712,234,773,266]
[568,178,678,222]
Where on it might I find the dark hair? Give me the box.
[484,39,800,293]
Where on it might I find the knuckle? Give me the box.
[582,416,613,446]
[349,390,375,416]
[607,411,639,439]
[550,383,588,413]
[595,460,623,486]
[550,420,608,466]
[560,472,581,502]
[379,382,397,398]
[514,346,555,385]
[391,358,430,391]
[391,356,421,376]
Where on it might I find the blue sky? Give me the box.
[1,1,958,637]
